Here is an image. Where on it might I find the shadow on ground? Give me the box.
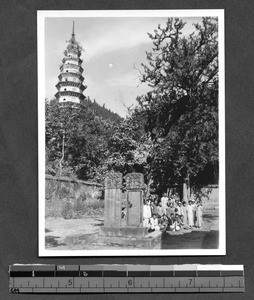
[203,213,218,221]
[45,235,66,247]
[161,230,219,249]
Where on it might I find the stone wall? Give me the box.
[45,175,103,217]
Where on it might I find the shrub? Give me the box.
[61,201,74,219]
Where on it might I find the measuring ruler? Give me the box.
[9,264,245,294]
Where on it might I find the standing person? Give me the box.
[174,201,182,215]
[192,200,197,227]
[195,202,203,228]
[157,202,164,217]
[161,193,169,215]
[143,200,152,228]
[166,202,175,218]
[168,195,175,207]
[187,200,194,228]
[152,200,159,216]
[174,192,180,202]
[178,201,184,216]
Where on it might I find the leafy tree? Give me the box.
[45,99,110,181]
[136,17,219,197]
[106,112,150,177]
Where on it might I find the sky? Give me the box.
[45,16,203,117]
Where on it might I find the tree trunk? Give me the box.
[59,132,65,177]
[183,174,190,202]
[187,185,191,199]
[183,182,188,202]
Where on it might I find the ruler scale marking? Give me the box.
[9,264,244,294]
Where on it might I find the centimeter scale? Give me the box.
[9,264,245,294]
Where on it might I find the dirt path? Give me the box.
[45,210,219,250]
[45,216,104,247]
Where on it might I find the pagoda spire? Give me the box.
[70,21,76,43]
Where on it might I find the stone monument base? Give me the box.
[99,226,148,238]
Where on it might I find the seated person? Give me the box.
[160,215,168,231]
[174,214,181,231]
[149,214,160,232]
[166,213,176,231]
[179,214,188,229]
[167,214,181,232]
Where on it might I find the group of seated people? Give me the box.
[143,193,203,233]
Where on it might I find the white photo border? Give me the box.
[38,9,225,257]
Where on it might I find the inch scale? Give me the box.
[9,264,245,294]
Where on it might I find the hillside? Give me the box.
[81,97,123,123]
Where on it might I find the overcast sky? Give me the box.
[45,16,203,117]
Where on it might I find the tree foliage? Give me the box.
[106,110,150,176]
[45,17,219,193]
[45,100,147,182]
[136,17,219,190]
[45,100,110,181]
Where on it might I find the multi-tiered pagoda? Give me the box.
[55,22,86,104]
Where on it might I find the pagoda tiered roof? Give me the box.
[56,81,86,91]
[62,57,82,64]
[55,90,85,100]
[60,63,84,73]
[58,72,84,81]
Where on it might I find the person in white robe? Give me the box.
[195,202,203,228]
[149,214,160,231]
[143,201,152,228]
[161,193,169,215]
[187,200,194,227]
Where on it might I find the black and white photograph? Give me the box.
[38,10,225,256]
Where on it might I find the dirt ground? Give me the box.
[45,209,219,250]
